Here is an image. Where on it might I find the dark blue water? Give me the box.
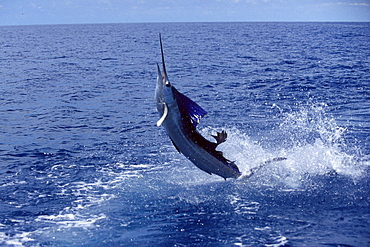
[0,22,369,246]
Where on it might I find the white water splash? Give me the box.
[202,103,368,188]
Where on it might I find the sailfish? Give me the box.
[155,34,241,180]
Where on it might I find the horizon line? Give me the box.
[1,20,369,27]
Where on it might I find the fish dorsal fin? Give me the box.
[172,87,207,127]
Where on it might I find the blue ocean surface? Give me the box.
[0,22,369,246]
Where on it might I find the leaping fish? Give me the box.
[155,34,241,180]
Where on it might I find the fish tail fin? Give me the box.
[264,157,287,165]
[240,157,287,180]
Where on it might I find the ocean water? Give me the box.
[0,22,369,246]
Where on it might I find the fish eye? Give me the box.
[165,82,171,87]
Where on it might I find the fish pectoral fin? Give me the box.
[211,130,227,145]
[156,103,168,127]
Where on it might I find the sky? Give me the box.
[0,0,369,26]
